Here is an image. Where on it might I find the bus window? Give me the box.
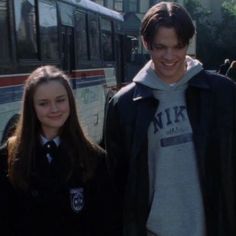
[0,0,10,63]
[38,0,58,60]
[14,0,38,59]
[58,2,74,27]
[75,11,88,62]
[101,18,113,61]
[88,13,100,61]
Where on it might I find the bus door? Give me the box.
[60,26,75,74]
[115,34,125,85]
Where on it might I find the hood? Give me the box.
[133,56,203,91]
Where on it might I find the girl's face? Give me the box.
[33,80,70,139]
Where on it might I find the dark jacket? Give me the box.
[226,67,236,82]
[105,70,236,236]
[0,141,121,236]
[218,62,230,75]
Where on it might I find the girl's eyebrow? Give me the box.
[35,94,67,102]
[56,94,67,99]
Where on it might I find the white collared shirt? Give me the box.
[40,135,60,163]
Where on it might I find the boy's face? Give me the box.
[144,26,188,84]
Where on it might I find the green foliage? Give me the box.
[184,0,236,69]
[222,0,236,18]
[184,0,217,68]
[184,0,211,21]
[216,1,236,65]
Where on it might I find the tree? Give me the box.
[184,0,217,68]
[184,0,236,69]
[215,0,236,64]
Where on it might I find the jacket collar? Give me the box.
[188,70,210,89]
[132,83,153,101]
[132,70,210,101]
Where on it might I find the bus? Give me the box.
[0,0,126,144]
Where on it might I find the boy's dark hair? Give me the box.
[141,1,195,49]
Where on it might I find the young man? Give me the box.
[105,2,236,236]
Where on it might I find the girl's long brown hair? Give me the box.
[8,65,103,190]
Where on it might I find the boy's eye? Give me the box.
[152,44,164,50]
[175,44,185,49]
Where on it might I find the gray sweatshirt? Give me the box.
[133,56,206,236]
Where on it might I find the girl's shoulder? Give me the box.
[92,146,107,171]
[0,142,9,179]
[0,136,16,175]
[90,148,109,186]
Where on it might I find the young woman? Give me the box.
[0,66,119,236]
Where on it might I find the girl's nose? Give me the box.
[50,103,58,112]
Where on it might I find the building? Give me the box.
[91,0,154,80]
[91,0,223,79]
[92,0,223,34]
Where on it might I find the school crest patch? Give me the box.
[70,188,84,213]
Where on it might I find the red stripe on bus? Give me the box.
[0,75,28,87]
[0,69,105,87]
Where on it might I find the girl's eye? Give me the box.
[57,98,65,103]
[38,102,48,106]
